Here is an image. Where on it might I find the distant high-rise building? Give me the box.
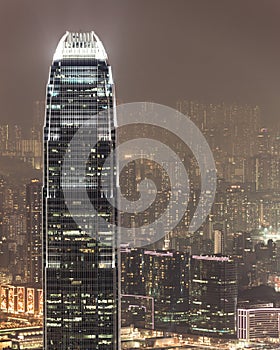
[32,100,45,138]
[121,247,189,332]
[43,31,119,349]
[26,179,42,284]
[0,124,9,154]
[143,249,189,331]
[214,229,224,255]
[190,255,237,337]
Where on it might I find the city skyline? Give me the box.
[1,2,280,349]
[1,96,280,347]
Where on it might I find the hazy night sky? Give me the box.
[1,0,280,128]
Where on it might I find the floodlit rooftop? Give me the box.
[53,31,108,61]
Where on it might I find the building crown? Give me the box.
[53,31,107,61]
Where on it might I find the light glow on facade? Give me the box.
[43,31,119,349]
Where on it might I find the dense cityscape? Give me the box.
[1,1,280,349]
[0,97,280,348]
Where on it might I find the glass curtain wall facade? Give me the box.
[190,255,237,337]
[43,32,119,350]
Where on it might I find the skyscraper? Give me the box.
[190,255,237,337]
[121,247,189,332]
[43,32,119,349]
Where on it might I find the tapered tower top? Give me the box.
[53,31,108,61]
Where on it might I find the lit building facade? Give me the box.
[189,255,237,337]
[43,32,119,349]
[237,307,280,340]
[121,247,189,332]
[26,179,42,284]
[0,284,43,315]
